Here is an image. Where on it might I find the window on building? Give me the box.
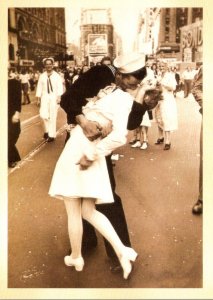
[9,43,15,61]
[55,13,58,26]
[165,8,170,15]
[176,28,180,43]
[165,18,170,25]
[176,8,188,27]
[42,8,45,20]
[43,29,47,42]
[45,9,48,22]
[32,24,39,41]
[192,8,203,22]
[17,16,25,31]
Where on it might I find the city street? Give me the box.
[8,91,202,289]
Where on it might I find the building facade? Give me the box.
[156,7,203,63]
[80,9,114,66]
[136,8,161,56]
[8,8,67,70]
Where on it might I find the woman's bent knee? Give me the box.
[82,199,95,222]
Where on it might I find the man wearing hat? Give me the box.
[60,52,161,272]
[36,57,64,142]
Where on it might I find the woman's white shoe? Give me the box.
[64,255,84,271]
[140,141,148,150]
[131,140,141,148]
[119,247,138,279]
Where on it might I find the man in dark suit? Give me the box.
[191,63,203,215]
[8,73,22,168]
[60,52,161,272]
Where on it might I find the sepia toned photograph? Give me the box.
[1,0,213,299]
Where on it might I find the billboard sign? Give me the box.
[19,59,34,66]
[88,34,108,54]
[180,20,202,62]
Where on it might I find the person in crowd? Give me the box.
[8,72,22,168]
[182,66,194,98]
[36,57,64,142]
[154,62,178,150]
[49,52,162,279]
[64,66,75,89]
[90,62,95,68]
[57,68,66,93]
[29,70,35,91]
[191,62,203,215]
[81,65,90,74]
[101,56,112,66]
[58,52,162,274]
[171,66,180,97]
[34,70,40,89]
[72,67,82,83]
[145,61,155,79]
[130,61,156,149]
[151,63,158,78]
[8,68,17,80]
[19,68,31,105]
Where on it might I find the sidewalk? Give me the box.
[8,94,202,289]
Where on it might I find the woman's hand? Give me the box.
[76,114,103,141]
[12,111,20,123]
[100,120,113,138]
[77,155,94,170]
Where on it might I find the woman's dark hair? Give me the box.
[130,66,147,81]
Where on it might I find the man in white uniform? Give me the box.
[36,57,64,142]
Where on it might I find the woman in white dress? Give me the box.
[49,84,138,279]
[154,62,178,150]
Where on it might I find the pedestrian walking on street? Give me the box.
[191,62,203,215]
[19,68,31,105]
[8,72,22,168]
[154,62,178,150]
[182,66,194,98]
[56,52,162,277]
[36,57,64,142]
